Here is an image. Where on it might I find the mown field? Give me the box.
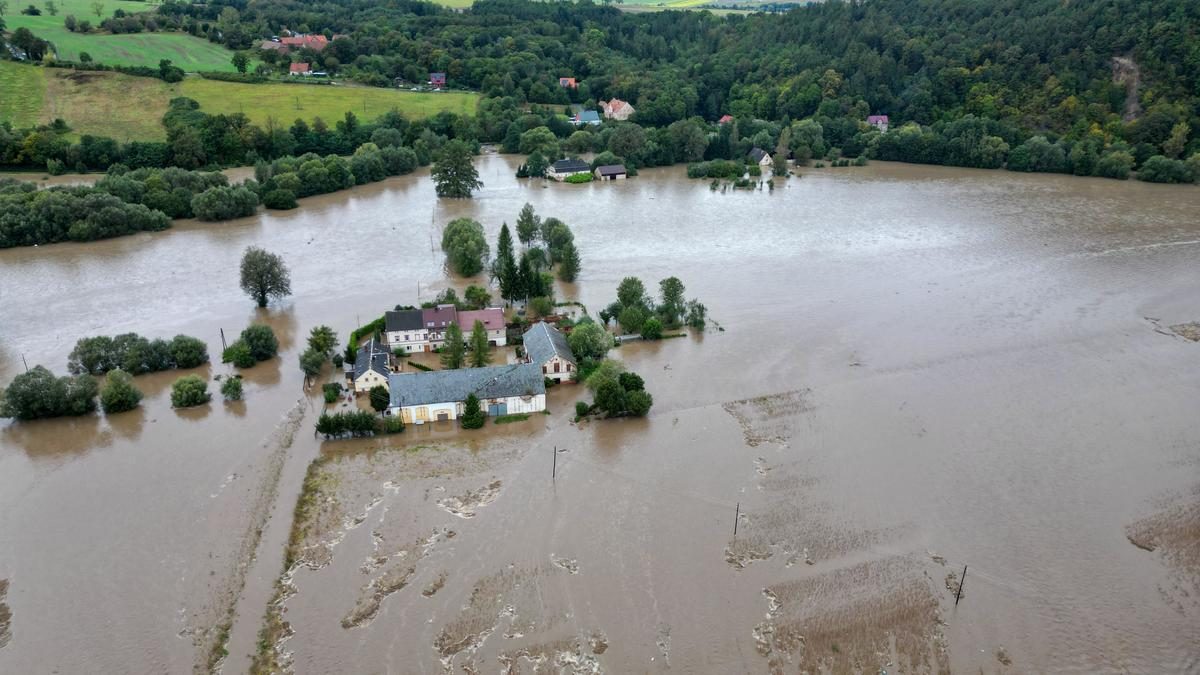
[4,0,242,70]
[0,62,480,141]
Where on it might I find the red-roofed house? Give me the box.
[719,114,734,124]
[867,115,889,133]
[430,72,446,88]
[458,308,508,346]
[422,304,458,348]
[599,98,635,121]
[280,34,328,52]
[289,62,311,76]
[558,77,577,89]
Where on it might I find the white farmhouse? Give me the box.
[748,147,774,171]
[387,363,546,424]
[352,338,392,393]
[523,321,577,383]
[384,309,428,353]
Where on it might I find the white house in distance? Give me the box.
[384,306,507,352]
[523,321,577,383]
[385,308,427,353]
[387,363,546,424]
[547,158,592,181]
[352,338,391,393]
[867,114,889,133]
[599,98,635,121]
[748,147,774,171]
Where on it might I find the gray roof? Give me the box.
[388,363,545,408]
[355,339,390,379]
[385,309,423,332]
[748,147,770,163]
[576,110,601,124]
[523,321,575,367]
[551,158,590,173]
[596,164,626,176]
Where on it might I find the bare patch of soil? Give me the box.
[1126,483,1200,611]
[437,479,502,518]
[722,389,813,447]
[1168,322,1200,342]
[422,572,447,597]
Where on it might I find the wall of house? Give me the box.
[386,329,429,352]
[353,369,389,393]
[392,393,544,424]
[540,356,575,382]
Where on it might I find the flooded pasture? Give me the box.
[1,156,1199,673]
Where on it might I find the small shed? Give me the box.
[595,164,627,181]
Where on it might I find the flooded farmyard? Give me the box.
[1,156,1199,673]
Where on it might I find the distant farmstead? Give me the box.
[430,72,447,88]
[388,363,546,423]
[547,158,592,181]
[867,115,889,133]
[599,98,635,121]
[384,305,508,352]
[280,34,328,52]
[559,77,578,89]
[571,110,601,127]
[748,147,774,170]
[594,164,627,181]
[522,321,577,383]
[718,114,734,124]
[289,62,311,76]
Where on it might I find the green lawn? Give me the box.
[5,0,243,71]
[0,61,481,140]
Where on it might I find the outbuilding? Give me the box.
[594,164,627,181]
[387,363,546,424]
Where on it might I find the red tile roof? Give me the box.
[458,308,505,332]
[281,35,328,51]
[289,62,310,74]
[719,114,734,124]
[422,305,458,329]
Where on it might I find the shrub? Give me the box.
[0,366,98,420]
[618,372,645,392]
[221,376,244,401]
[1137,155,1194,184]
[262,189,298,210]
[99,370,143,414]
[564,173,592,184]
[190,186,259,221]
[170,375,210,407]
[322,382,342,403]
[379,416,405,434]
[222,340,256,368]
[575,401,591,418]
[528,296,555,318]
[594,379,627,416]
[315,410,379,438]
[460,393,486,429]
[641,317,664,340]
[241,325,279,361]
[627,390,653,417]
[169,335,209,368]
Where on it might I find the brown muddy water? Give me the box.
[1,157,1199,673]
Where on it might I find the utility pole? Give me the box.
[552,445,557,480]
[733,502,740,537]
[219,328,227,352]
[21,353,29,373]
[955,565,967,606]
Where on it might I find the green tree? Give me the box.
[658,276,686,325]
[568,320,612,361]
[239,246,292,307]
[431,139,482,198]
[685,300,708,329]
[616,276,648,309]
[241,324,279,361]
[1163,121,1189,159]
[441,218,489,276]
[89,0,101,18]
[529,296,555,318]
[369,385,390,412]
[594,379,627,416]
[627,389,653,417]
[299,348,324,378]
[469,320,491,367]
[557,240,580,281]
[440,322,465,369]
[518,126,560,157]
[170,375,210,408]
[0,366,97,420]
[45,0,57,15]
[307,325,338,357]
[465,284,492,309]
[516,202,540,246]
[169,335,209,368]
[618,372,645,392]
[460,393,485,428]
[618,306,647,334]
[641,317,664,340]
[495,222,518,302]
[222,341,255,368]
[220,376,244,401]
[99,370,142,414]
[232,52,249,74]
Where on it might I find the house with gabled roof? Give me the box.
[388,363,546,423]
[385,308,427,352]
[289,62,311,76]
[867,114,889,132]
[458,308,508,346]
[430,72,446,88]
[547,158,591,181]
[748,147,774,170]
[352,338,392,393]
[599,98,635,121]
[559,77,577,89]
[523,321,576,383]
[571,110,601,126]
[594,164,627,181]
[719,114,734,124]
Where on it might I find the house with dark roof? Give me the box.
[523,321,577,383]
[594,164,627,181]
[547,158,591,181]
[352,338,392,393]
[748,147,774,170]
[385,308,427,353]
[388,363,546,423]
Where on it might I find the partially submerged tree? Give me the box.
[220,376,244,401]
[239,246,292,307]
[170,375,210,408]
[460,393,485,428]
[0,366,97,420]
[515,202,540,246]
[431,139,482,198]
[369,385,390,412]
[441,218,489,276]
[99,370,142,414]
[469,320,491,368]
[440,322,465,369]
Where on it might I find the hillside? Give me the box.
[0,62,480,141]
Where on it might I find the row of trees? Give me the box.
[599,276,707,338]
[315,410,403,438]
[67,333,208,375]
[221,324,279,369]
[0,363,231,419]
[581,361,653,419]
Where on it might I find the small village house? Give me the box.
[571,110,601,127]
[558,77,578,89]
[280,34,328,52]
[289,62,311,76]
[422,304,459,349]
[748,147,774,171]
[385,305,508,351]
[718,114,734,124]
[599,99,636,121]
[384,309,427,353]
[352,338,391,393]
[430,72,447,88]
[388,364,546,423]
[547,158,592,181]
[594,165,627,181]
[867,115,889,133]
[523,321,577,383]
[458,308,508,346]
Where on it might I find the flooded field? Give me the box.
[1,156,1199,673]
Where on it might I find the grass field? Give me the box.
[0,62,481,141]
[5,0,243,70]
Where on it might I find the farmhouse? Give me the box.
[430,72,447,88]
[384,308,427,353]
[559,77,578,89]
[352,339,392,393]
[748,147,774,170]
[388,364,545,424]
[547,158,592,181]
[594,164,627,181]
[289,63,311,76]
[458,308,508,346]
[867,115,889,133]
[719,114,734,124]
[523,321,576,383]
[571,110,601,126]
[423,304,459,348]
[599,98,635,121]
[280,34,328,52]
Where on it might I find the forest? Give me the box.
[3,0,1199,181]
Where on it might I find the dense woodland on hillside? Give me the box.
[2,0,1199,182]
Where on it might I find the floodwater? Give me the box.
[1,156,1199,673]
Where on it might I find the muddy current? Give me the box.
[1,157,1199,673]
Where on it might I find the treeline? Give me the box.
[68,333,209,375]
